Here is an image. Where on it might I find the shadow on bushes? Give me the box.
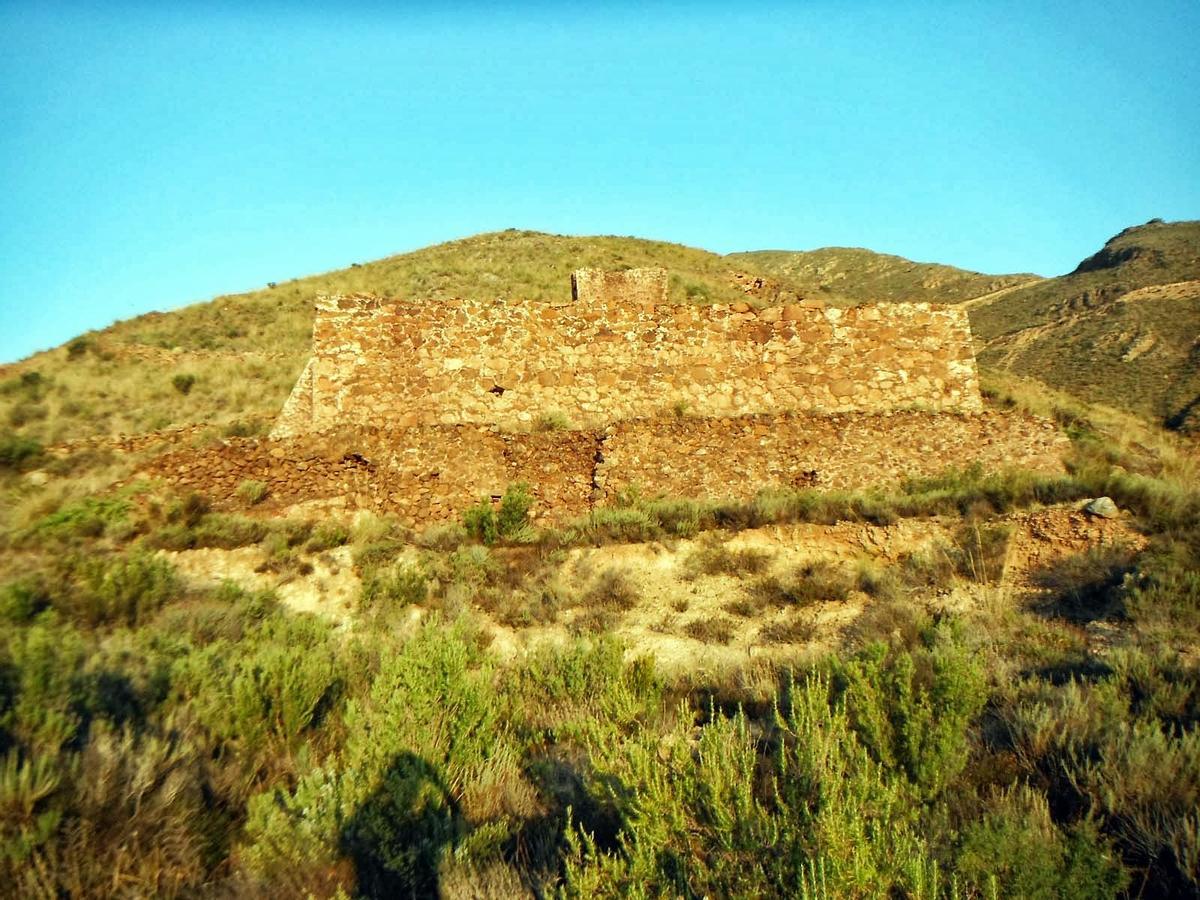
[340,752,460,898]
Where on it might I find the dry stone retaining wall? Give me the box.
[272,290,983,437]
[147,411,1067,529]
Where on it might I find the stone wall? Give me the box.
[571,267,668,306]
[272,291,983,437]
[148,411,1068,529]
[595,411,1068,504]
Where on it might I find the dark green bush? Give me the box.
[304,521,350,553]
[172,374,197,395]
[0,431,43,471]
[834,631,987,799]
[956,786,1127,898]
[497,481,533,538]
[0,580,50,624]
[463,483,534,545]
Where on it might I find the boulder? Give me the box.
[1083,497,1120,519]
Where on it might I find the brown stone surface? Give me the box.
[271,289,983,438]
[144,411,1068,530]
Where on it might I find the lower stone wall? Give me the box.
[146,426,598,526]
[142,412,1068,529]
[595,411,1068,503]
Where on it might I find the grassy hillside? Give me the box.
[2,222,1197,443]
[727,246,1039,305]
[972,220,1200,432]
[3,223,1200,895]
[0,230,1026,443]
[1,231,768,441]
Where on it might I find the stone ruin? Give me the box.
[271,267,982,438]
[143,268,1069,527]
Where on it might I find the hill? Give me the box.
[970,219,1200,432]
[726,246,1039,305]
[0,230,1026,443]
[3,226,1200,895]
[2,222,1197,442]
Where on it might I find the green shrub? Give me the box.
[236,479,269,505]
[0,431,43,471]
[834,630,988,799]
[70,552,181,628]
[171,374,196,395]
[154,581,278,645]
[243,621,517,896]
[32,497,129,542]
[304,521,350,553]
[148,512,268,551]
[578,506,660,543]
[463,500,498,545]
[0,580,50,624]
[463,483,535,546]
[2,621,87,753]
[7,402,48,428]
[496,482,533,539]
[172,614,343,756]
[361,564,427,611]
[565,674,934,896]
[644,498,701,537]
[66,337,91,360]
[1070,719,1200,890]
[956,785,1128,898]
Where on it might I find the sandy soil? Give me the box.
[158,503,1146,672]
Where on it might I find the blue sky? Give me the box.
[1,1,1197,363]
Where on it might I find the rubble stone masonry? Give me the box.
[133,270,1071,528]
[272,286,982,437]
[147,411,1069,529]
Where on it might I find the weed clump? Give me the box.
[752,559,856,608]
[236,479,269,506]
[361,563,427,612]
[681,535,773,580]
[534,410,572,432]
